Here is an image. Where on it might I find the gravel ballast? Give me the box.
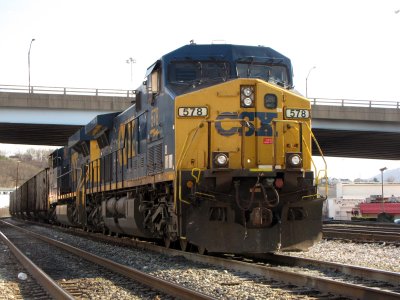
[2,220,400,299]
[283,239,400,273]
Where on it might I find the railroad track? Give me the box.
[249,253,400,287]
[4,218,400,300]
[323,223,400,244]
[0,233,53,299]
[0,220,214,300]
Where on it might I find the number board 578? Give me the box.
[178,107,208,117]
[284,108,310,119]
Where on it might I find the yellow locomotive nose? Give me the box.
[175,78,312,173]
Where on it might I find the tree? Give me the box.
[0,148,52,188]
[387,176,395,183]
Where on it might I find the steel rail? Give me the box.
[1,221,215,300]
[0,230,74,300]
[15,219,400,300]
[162,247,400,300]
[323,229,400,243]
[323,227,400,235]
[255,253,400,286]
[323,220,400,228]
[324,224,400,229]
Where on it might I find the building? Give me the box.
[323,182,400,220]
[0,187,13,207]
[0,187,13,218]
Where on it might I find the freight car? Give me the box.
[9,168,48,220]
[10,43,327,254]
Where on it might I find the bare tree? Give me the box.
[387,176,396,183]
[0,148,53,188]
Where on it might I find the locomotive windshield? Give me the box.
[168,61,229,87]
[236,58,291,88]
[166,55,292,93]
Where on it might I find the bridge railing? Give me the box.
[311,97,400,109]
[0,84,135,98]
[1,84,398,107]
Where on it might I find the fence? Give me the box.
[1,84,399,108]
[0,84,135,98]
[311,97,400,109]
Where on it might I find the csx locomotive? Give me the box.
[10,43,326,254]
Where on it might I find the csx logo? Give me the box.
[215,112,277,136]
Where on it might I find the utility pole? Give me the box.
[305,66,316,98]
[28,38,36,93]
[126,57,136,83]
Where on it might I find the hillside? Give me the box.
[0,149,51,188]
[370,168,400,183]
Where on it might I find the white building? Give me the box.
[324,182,400,220]
[0,187,13,208]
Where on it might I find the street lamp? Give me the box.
[28,38,36,93]
[126,57,136,83]
[305,66,316,98]
[379,167,387,213]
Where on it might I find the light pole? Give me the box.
[305,66,316,98]
[15,161,21,193]
[28,38,36,93]
[380,167,387,213]
[126,57,136,83]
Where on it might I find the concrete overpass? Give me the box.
[0,85,133,145]
[311,98,400,160]
[1,85,399,160]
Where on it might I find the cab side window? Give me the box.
[150,68,160,94]
[147,64,161,104]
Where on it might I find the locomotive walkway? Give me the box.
[1,84,400,159]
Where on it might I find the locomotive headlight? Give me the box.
[213,152,229,168]
[290,155,301,166]
[241,85,255,108]
[243,97,253,107]
[216,154,228,166]
[286,153,302,169]
[243,87,253,97]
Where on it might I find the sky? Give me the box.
[0,0,400,180]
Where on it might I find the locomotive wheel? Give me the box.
[102,227,108,235]
[179,238,188,251]
[164,236,172,248]
[197,245,207,255]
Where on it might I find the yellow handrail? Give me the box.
[175,122,204,211]
[272,119,328,200]
[304,122,328,199]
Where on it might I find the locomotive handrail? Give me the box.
[304,122,328,199]
[310,97,400,109]
[175,117,328,207]
[176,118,246,210]
[0,84,135,98]
[272,119,328,200]
[176,123,204,210]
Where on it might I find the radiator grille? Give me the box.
[148,143,163,175]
